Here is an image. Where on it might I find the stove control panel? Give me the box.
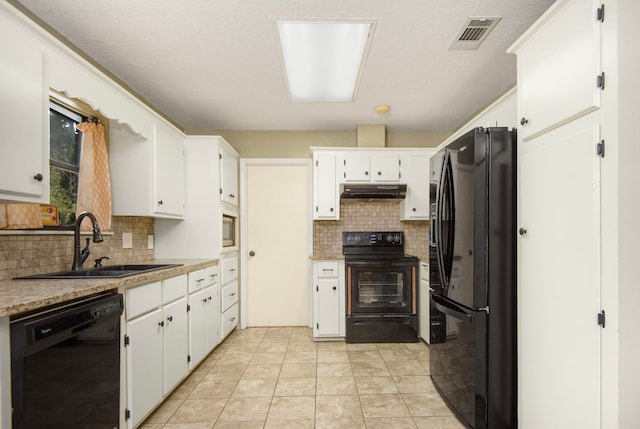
[342,231,404,247]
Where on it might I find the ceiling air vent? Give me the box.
[450,17,501,50]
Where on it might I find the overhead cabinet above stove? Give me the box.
[311,148,435,220]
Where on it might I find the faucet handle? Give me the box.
[94,256,110,268]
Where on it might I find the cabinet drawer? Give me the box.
[188,269,206,293]
[221,280,239,312]
[204,265,219,286]
[221,303,239,338]
[221,256,238,284]
[126,281,162,319]
[162,274,187,304]
[317,261,339,278]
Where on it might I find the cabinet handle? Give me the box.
[520,117,528,126]
[33,173,43,182]
[519,227,528,236]
[230,292,237,296]
[364,171,369,176]
[229,194,235,198]
[412,208,416,212]
[167,316,173,322]
[202,298,208,303]
[377,171,382,176]
[330,207,334,212]
[196,278,204,283]
[158,321,165,327]
[332,286,337,291]
[157,200,164,205]
[229,268,236,272]
[322,268,334,272]
[208,296,212,301]
[230,317,236,322]
[210,273,218,278]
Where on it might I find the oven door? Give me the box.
[346,258,417,315]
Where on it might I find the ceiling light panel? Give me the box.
[277,20,375,102]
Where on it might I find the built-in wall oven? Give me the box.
[343,231,419,343]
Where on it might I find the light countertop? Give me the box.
[0,259,217,317]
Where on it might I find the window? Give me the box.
[49,101,86,226]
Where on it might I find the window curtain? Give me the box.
[0,204,43,229]
[76,121,112,231]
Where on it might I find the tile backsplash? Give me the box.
[0,216,155,281]
[313,200,429,259]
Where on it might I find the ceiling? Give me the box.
[14,0,554,133]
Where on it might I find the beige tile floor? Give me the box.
[140,327,466,429]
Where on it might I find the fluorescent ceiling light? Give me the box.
[277,20,375,102]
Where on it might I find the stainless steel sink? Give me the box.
[15,264,183,279]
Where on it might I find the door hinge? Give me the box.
[316,285,319,292]
[343,172,346,178]
[315,206,318,212]
[315,160,318,167]
[125,409,131,420]
[219,153,222,160]
[124,335,130,347]
[187,354,191,363]
[316,323,319,329]
[597,4,605,22]
[596,140,605,157]
[598,309,606,328]
[187,304,191,312]
[597,72,605,90]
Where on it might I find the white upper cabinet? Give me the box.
[313,153,338,220]
[342,155,370,182]
[508,0,601,141]
[0,14,48,203]
[220,143,239,207]
[110,123,185,219]
[371,156,401,182]
[399,153,433,220]
[154,124,185,217]
[342,154,400,182]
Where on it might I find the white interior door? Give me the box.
[244,162,310,327]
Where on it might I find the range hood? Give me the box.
[340,183,407,199]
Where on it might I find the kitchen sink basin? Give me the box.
[14,263,183,279]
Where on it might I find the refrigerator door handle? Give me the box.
[432,294,472,323]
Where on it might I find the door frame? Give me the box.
[239,158,314,329]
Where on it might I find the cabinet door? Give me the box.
[315,279,341,336]
[163,297,188,394]
[205,284,221,352]
[516,0,601,140]
[343,155,370,182]
[188,289,207,369]
[314,154,338,219]
[371,156,400,182]
[0,18,48,203]
[400,155,430,219]
[519,119,600,428]
[154,125,185,216]
[126,309,164,428]
[220,144,239,206]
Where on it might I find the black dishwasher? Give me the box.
[10,293,124,429]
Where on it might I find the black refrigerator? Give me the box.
[429,127,517,429]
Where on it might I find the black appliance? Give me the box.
[11,293,124,429]
[343,231,419,343]
[429,127,517,429]
[340,183,407,199]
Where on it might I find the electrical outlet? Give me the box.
[122,232,133,249]
[147,235,154,250]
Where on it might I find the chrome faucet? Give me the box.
[72,211,104,271]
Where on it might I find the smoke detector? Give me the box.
[450,17,501,50]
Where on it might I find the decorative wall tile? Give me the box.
[313,200,429,259]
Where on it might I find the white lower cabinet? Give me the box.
[162,297,188,393]
[220,253,239,339]
[312,260,345,339]
[188,266,220,370]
